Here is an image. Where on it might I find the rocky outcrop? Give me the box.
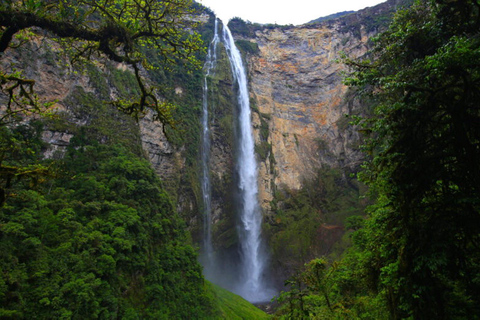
[204,40,238,252]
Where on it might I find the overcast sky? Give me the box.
[198,0,386,25]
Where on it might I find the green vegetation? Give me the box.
[235,40,260,56]
[209,283,270,319]
[228,18,260,38]
[0,122,217,318]
[266,168,367,272]
[308,11,354,24]
[253,107,272,163]
[0,0,206,216]
[228,17,293,38]
[0,7,256,317]
[0,122,51,206]
[273,253,389,319]
[345,0,480,317]
[274,0,480,319]
[338,0,414,39]
[5,0,479,318]
[199,43,239,248]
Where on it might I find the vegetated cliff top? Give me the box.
[307,11,355,24]
[228,0,414,38]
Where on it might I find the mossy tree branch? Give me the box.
[0,0,204,128]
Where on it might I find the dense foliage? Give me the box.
[274,0,480,319]
[347,0,480,318]
[266,168,367,273]
[0,123,217,318]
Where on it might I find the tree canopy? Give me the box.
[0,127,216,318]
[273,1,480,318]
[344,0,480,318]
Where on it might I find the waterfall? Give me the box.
[222,25,274,303]
[200,18,274,303]
[200,18,220,279]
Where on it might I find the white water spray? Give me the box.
[200,19,220,278]
[223,25,274,302]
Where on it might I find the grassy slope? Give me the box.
[207,283,270,320]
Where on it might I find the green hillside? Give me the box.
[209,283,270,320]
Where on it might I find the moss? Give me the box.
[215,225,239,250]
[336,114,350,131]
[43,113,77,134]
[266,167,369,275]
[63,86,143,155]
[315,138,328,150]
[107,65,141,98]
[341,36,351,46]
[86,63,109,98]
[294,134,299,147]
[251,107,271,162]
[260,112,271,121]
[269,152,276,175]
[259,117,269,142]
[255,142,271,162]
[42,48,57,67]
[235,39,260,56]
[218,114,234,148]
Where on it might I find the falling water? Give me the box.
[223,25,274,302]
[200,18,220,278]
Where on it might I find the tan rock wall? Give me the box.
[243,23,372,212]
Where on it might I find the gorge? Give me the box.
[4,0,459,318]
[189,2,397,288]
[24,0,386,295]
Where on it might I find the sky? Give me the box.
[198,0,386,26]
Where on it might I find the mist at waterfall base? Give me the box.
[199,19,276,303]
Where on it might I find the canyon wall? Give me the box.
[1,0,406,281]
[222,1,407,276]
[244,21,370,213]
[222,0,408,216]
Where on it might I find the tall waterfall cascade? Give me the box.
[200,18,220,280]
[200,18,275,303]
[222,25,274,303]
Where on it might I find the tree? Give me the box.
[346,0,480,318]
[0,0,203,125]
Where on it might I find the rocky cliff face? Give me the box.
[227,10,387,217]
[0,26,207,235]
[246,24,369,212]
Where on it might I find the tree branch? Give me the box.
[0,26,20,52]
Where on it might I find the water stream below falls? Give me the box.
[200,19,275,303]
